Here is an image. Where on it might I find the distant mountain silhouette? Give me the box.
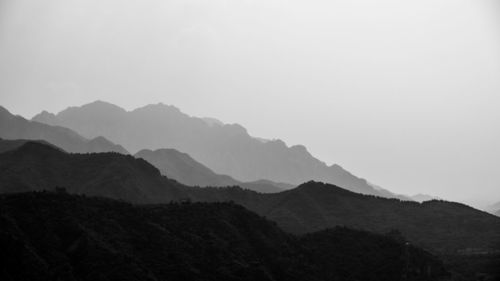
[33,101,406,199]
[0,191,448,281]
[2,141,500,258]
[411,193,441,202]
[1,106,128,154]
[135,148,289,193]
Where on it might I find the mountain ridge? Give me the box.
[1,105,128,154]
[32,101,407,199]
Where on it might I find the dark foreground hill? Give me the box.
[0,106,128,154]
[0,142,500,262]
[2,141,500,257]
[2,141,500,278]
[0,191,448,281]
[135,148,290,193]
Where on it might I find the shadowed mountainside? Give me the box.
[32,101,407,199]
[0,141,182,203]
[0,106,128,154]
[135,148,290,193]
[0,191,448,281]
[1,141,500,257]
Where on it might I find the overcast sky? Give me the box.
[1,0,499,207]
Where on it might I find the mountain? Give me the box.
[32,100,403,199]
[2,141,500,260]
[135,148,288,193]
[0,106,128,154]
[411,193,441,202]
[135,148,240,187]
[0,191,448,281]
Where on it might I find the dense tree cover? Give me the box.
[254,182,500,253]
[2,142,499,256]
[2,141,500,278]
[0,191,448,281]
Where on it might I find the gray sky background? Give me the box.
[1,0,499,207]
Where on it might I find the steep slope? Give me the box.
[0,191,448,281]
[33,101,401,198]
[1,105,128,154]
[135,148,286,193]
[1,142,500,257]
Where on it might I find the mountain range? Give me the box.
[0,106,127,154]
[3,100,500,278]
[2,140,499,256]
[0,106,287,194]
[32,101,408,199]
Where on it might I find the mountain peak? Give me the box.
[32,110,58,124]
[88,100,121,107]
[78,100,127,113]
[135,103,181,113]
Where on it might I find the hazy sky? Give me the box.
[1,0,499,207]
